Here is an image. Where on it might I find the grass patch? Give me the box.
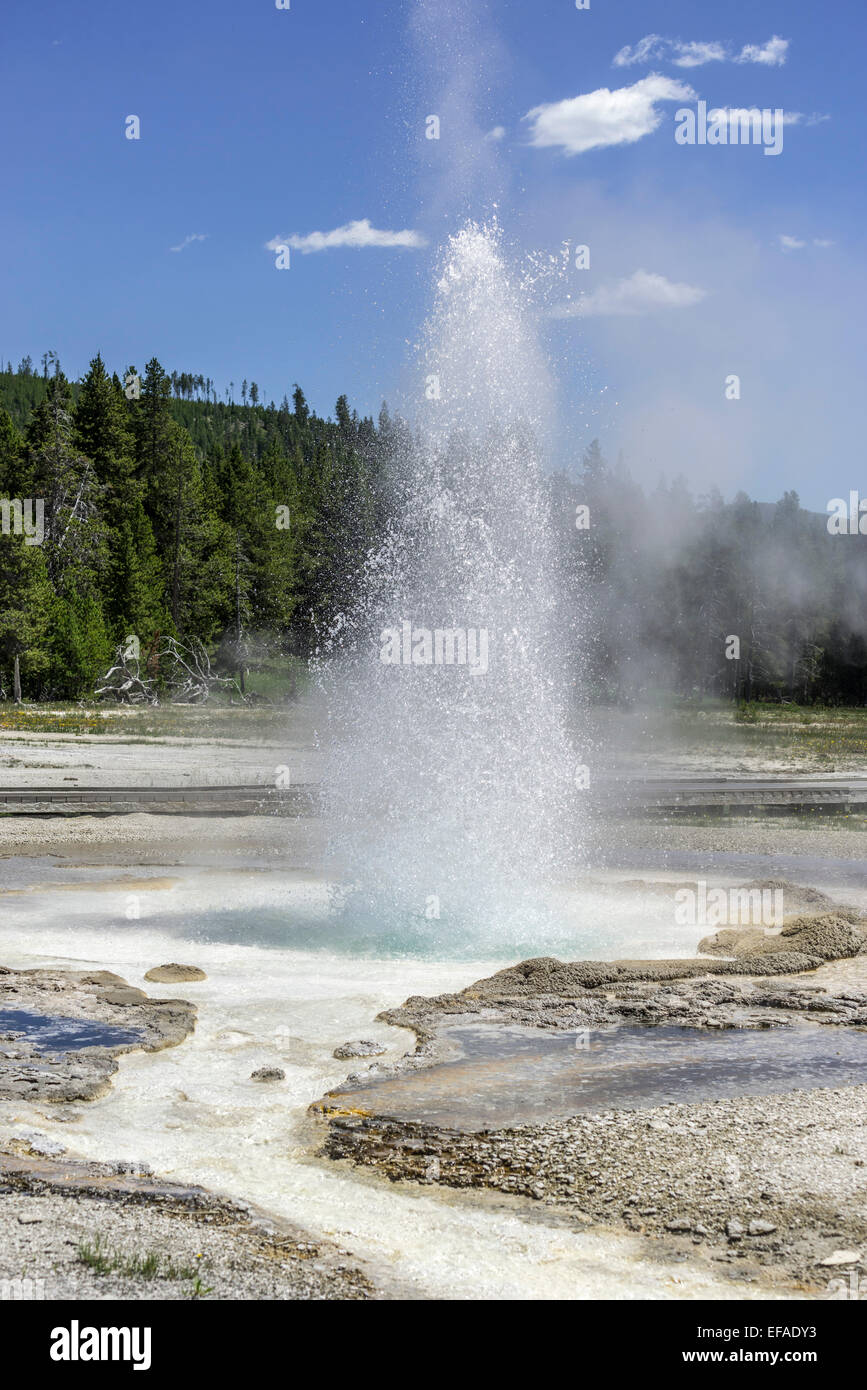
[76,1234,200,1284]
[0,658,310,741]
[730,704,867,759]
[649,702,867,768]
[0,701,296,742]
[0,708,107,736]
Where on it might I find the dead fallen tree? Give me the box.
[95,636,245,705]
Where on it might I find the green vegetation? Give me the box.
[0,356,400,700]
[625,701,867,769]
[0,698,296,740]
[731,703,867,758]
[76,1234,198,1283]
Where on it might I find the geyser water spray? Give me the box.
[319,222,587,950]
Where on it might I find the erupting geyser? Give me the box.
[320,222,587,949]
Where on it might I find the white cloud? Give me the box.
[613,35,665,68]
[170,233,208,253]
[736,36,789,66]
[671,41,728,68]
[265,219,427,255]
[551,269,707,318]
[485,126,506,142]
[614,34,789,68]
[524,75,694,156]
[779,235,835,251]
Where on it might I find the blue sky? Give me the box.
[1,0,864,506]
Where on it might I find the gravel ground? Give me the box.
[0,813,866,886]
[0,729,319,789]
[609,820,867,859]
[0,812,322,864]
[323,1083,867,1295]
[0,1155,379,1301]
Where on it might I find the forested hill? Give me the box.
[0,354,407,700]
[1,355,866,707]
[0,355,393,471]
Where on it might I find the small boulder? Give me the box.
[11,1128,66,1158]
[144,964,207,983]
[698,927,767,958]
[748,1220,777,1236]
[333,1039,387,1060]
[251,1067,285,1082]
[818,1250,862,1267]
[665,1218,693,1232]
[100,986,148,1006]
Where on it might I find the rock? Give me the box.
[665,1218,693,1232]
[698,928,767,958]
[333,1040,387,1060]
[100,986,148,1006]
[740,951,824,974]
[748,1220,777,1236]
[697,884,867,957]
[700,914,867,965]
[251,1067,285,1082]
[778,916,867,962]
[144,964,207,983]
[455,948,833,995]
[726,1218,745,1238]
[818,1250,862,1267]
[11,1128,67,1158]
[0,965,196,1104]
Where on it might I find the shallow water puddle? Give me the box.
[0,1008,144,1052]
[337,1023,867,1131]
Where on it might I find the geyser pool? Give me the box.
[0,1008,143,1052]
[329,1022,867,1131]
